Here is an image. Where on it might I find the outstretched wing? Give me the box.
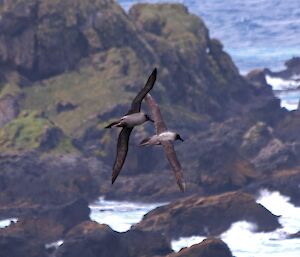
[144,93,167,134]
[111,127,133,184]
[127,68,157,114]
[162,141,185,192]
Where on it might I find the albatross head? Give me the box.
[175,134,184,142]
[145,114,154,122]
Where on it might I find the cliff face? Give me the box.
[0,0,295,199]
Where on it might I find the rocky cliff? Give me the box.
[0,0,299,256]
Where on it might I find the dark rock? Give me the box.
[56,101,78,113]
[287,231,300,239]
[0,198,90,244]
[245,69,272,91]
[0,235,48,257]
[264,57,300,79]
[39,127,64,150]
[275,111,300,143]
[0,95,20,127]
[0,0,154,80]
[240,122,273,157]
[56,221,172,257]
[167,238,233,257]
[133,191,280,238]
[252,139,297,172]
[245,169,300,206]
[0,153,103,208]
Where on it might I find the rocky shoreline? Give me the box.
[1,0,300,256]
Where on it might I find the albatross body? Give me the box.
[105,112,153,128]
[140,131,184,146]
[140,94,185,192]
[105,68,157,184]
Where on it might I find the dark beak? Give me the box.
[179,136,184,142]
[148,118,154,122]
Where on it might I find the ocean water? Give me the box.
[90,197,166,231]
[90,190,300,256]
[118,0,300,73]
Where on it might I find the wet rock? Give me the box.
[56,221,172,257]
[0,235,48,257]
[167,238,233,257]
[287,231,300,239]
[133,191,280,238]
[245,169,300,206]
[0,198,90,244]
[264,57,300,79]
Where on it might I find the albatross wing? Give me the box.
[127,68,157,115]
[144,93,167,134]
[145,93,185,192]
[162,141,186,192]
[112,127,133,184]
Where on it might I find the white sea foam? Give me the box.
[171,236,206,252]
[264,74,300,110]
[89,197,166,232]
[45,240,64,249]
[265,75,300,91]
[89,191,300,256]
[0,218,18,228]
[171,190,300,256]
[221,221,300,257]
[257,189,300,234]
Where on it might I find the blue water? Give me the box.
[118,0,300,73]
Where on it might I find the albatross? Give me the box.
[105,68,157,184]
[140,94,185,192]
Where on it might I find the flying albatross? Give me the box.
[105,68,157,184]
[140,94,186,192]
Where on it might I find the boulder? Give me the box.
[287,231,300,239]
[0,235,47,257]
[167,238,233,257]
[133,192,280,238]
[0,198,90,244]
[55,221,172,257]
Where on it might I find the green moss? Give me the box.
[0,111,51,152]
[131,4,209,49]
[0,83,21,98]
[0,110,78,154]
[21,47,146,138]
[48,136,78,154]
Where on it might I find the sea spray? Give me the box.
[89,197,166,232]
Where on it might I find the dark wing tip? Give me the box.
[153,67,157,75]
[111,173,117,184]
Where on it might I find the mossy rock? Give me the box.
[21,47,150,138]
[0,110,75,153]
